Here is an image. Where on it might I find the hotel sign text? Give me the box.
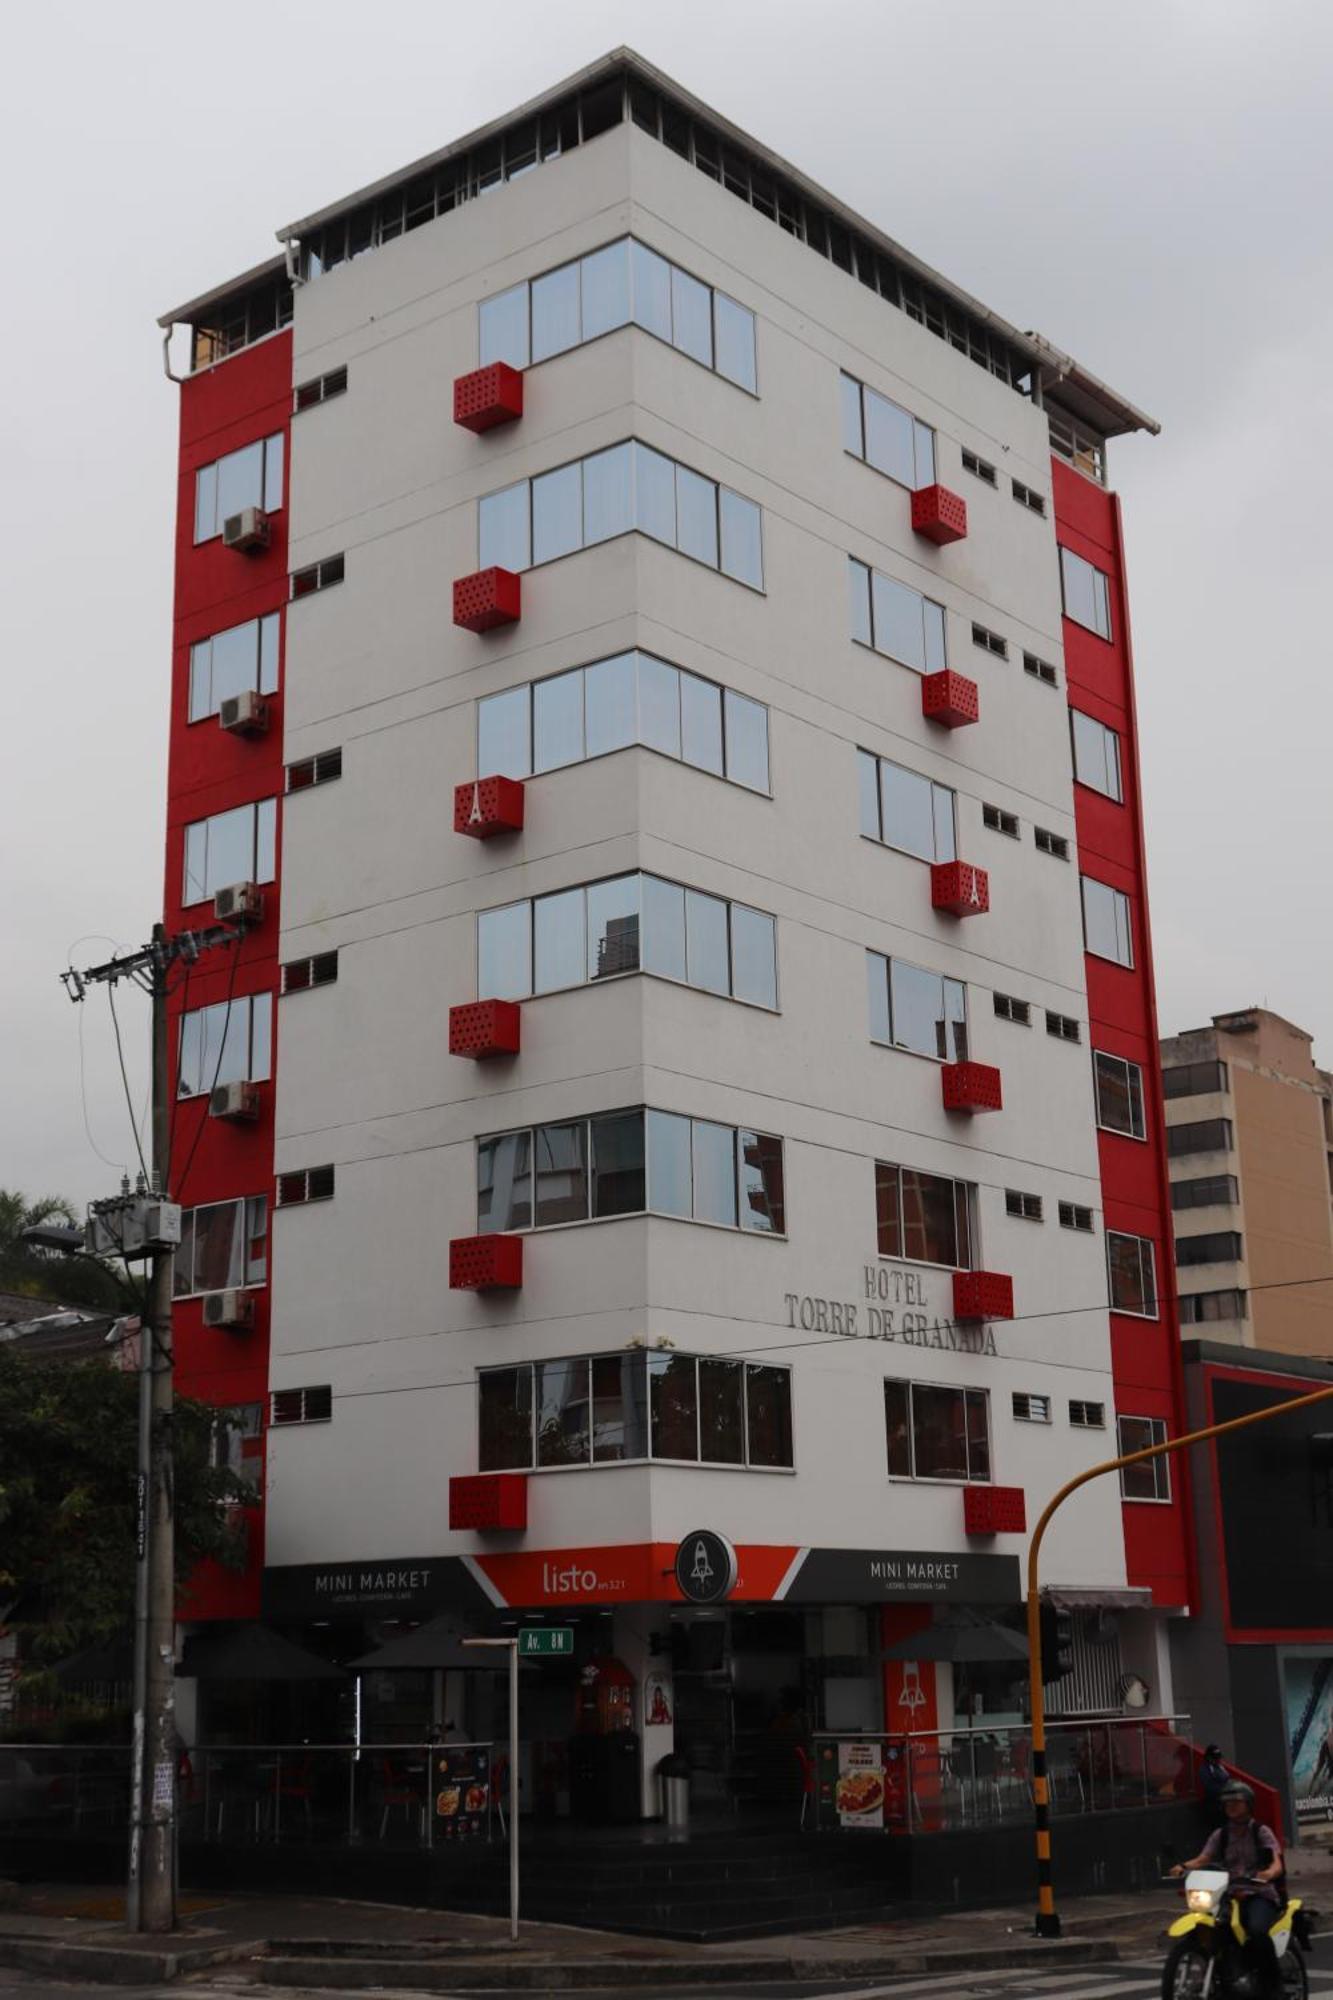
[782,1265,998,1356]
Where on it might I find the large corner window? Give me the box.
[189,613,280,723]
[477,1109,785,1238]
[875,1162,973,1268]
[478,652,769,794]
[1060,547,1112,641]
[867,953,966,1061]
[481,237,757,394]
[194,433,284,544]
[177,994,272,1098]
[173,1197,268,1297]
[182,799,277,906]
[848,558,947,674]
[885,1380,990,1483]
[479,442,763,589]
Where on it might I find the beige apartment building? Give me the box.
[1161,1009,1333,1352]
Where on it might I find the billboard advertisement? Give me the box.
[1284,1657,1333,1827]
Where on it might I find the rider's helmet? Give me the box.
[1219,1780,1255,1807]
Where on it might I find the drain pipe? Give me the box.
[161,326,186,385]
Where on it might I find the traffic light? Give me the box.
[1038,1601,1076,1682]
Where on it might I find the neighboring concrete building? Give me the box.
[156,49,1192,1806]
[1162,1009,1333,1355]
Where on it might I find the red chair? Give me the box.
[377,1756,423,1841]
[794,1745,815,1828]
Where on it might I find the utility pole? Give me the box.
[64,919,238,1933]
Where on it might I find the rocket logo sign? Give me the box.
[673,1529,737,1604]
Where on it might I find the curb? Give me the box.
[257,1937,1120,1990]
[0,1933,257,1987]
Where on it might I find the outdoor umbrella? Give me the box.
[880,1614,1029,1664]
[176,1624,346,1681]
[349,1616,521,1673]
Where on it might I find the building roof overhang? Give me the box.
[156,253,289,333]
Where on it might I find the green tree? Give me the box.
[0,1188,128,1312]
[0,1349,246,1666]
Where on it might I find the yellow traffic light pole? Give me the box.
[1027,1379,1333,1938]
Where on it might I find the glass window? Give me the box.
[1118,1416,1170,1500]
[581,240,631,340]
[714,294,756,393]
[913,420,936,487]
[532,461,583,565]
[848,558,872,648]
[1108,1232,1158,1317]
[534,1356,590,1465]
[680,671,724,775]
[864,387,916,487]
[1162,1059,1229,1099]
[647,1109,693,1217]
[479,481,530,573]
[478,900,532,1001]
[691,1121,737,1229]
[699,1358,744,1464]
[479,1367,532,1470]
[746,1364,792,1466]
[1167,1119,1233,1157]
[582,443,634,547]
[633,443,677,545]
[650,1354,699,1461]
[533,668,584,772]
[533,1120,588,1226]
[1071,710,1123,801]
[212,440,264,530]
[478,1129,532,1233]
[193,462,217,545]
[1172,1175,1239,1211]
[671,266,713,367]
[720,489,764,588]
[479,283,530,369]
[872,571,926,671]
[885,1381,990,1482]
[584,651,637,757]
[840,373,864,457]
[730,905,777,1009]
[1093,1051,1146,1139]
[877,1163,971,1267]
[182,799,276,904]
[587,874,641,980]
[1060,547,1113,639]
[592,1351,648,1461]
[478,684,531,780]
[1082,877,1134,966]
[590,1110,645,1217]
[739,1131,784,1234]
[630,241,673,342]
[642,874,687,981]
[867,953,893,1045]
[194,435,281,542]
[857,750,881,839]
[686,891,730,995]
[887,960,967,1060]
[676,465,719,567]
[723,689,769,793]
[173,1196,268,1296]
[879,761,953,863]
[531,260,581,362]
[638,653,681,757]
[189,612,280,722]
[533,887,586,993]
[177,994,271,1097]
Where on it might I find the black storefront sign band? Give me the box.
[779,1548,1019,1605]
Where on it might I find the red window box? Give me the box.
[453,775,526,839]
[454,567,521,633]
[911,485,968,545]
[449,1473,528,1531]
[941,1061,1003,1113]
[931,861,989,917]
[453,362,524,434]
[953,1271,1014,1322]
[964,1485,1026,1536]
[450,1234,524,1291]
[921,670,979,729]
[449,999,521,1059]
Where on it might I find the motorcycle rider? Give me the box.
[1171,1779,1285,1997]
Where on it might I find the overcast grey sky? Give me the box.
[2,0,1330,1209]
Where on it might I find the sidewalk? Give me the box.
[0,1847,1328,1989]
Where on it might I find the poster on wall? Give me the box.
[814,1738,886,1831]
[1284,1658,1333,1826]
[433,1744,492,1841]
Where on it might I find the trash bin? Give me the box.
[657,1752,690,1832]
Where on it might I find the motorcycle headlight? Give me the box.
[1187,1888,1220,1914]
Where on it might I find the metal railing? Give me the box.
[0,1742,497,1849]
[811,1714,1197,1834]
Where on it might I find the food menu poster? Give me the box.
[815,1738,887,1831]
[434,1745,492,1840]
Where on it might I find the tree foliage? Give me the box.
[0,1349,246,1665]
[0,1188,132,1312]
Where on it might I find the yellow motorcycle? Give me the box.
[1163,1867,1313,1997]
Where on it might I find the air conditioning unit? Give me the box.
[203,1289,255,1330]
[223,507,271,553]
[213,882,264,926]
[219,690,269,737]
[209,1080,260,1122]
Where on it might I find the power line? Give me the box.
[107,982,150,1185]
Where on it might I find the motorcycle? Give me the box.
[1162,1867,1315,1997]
